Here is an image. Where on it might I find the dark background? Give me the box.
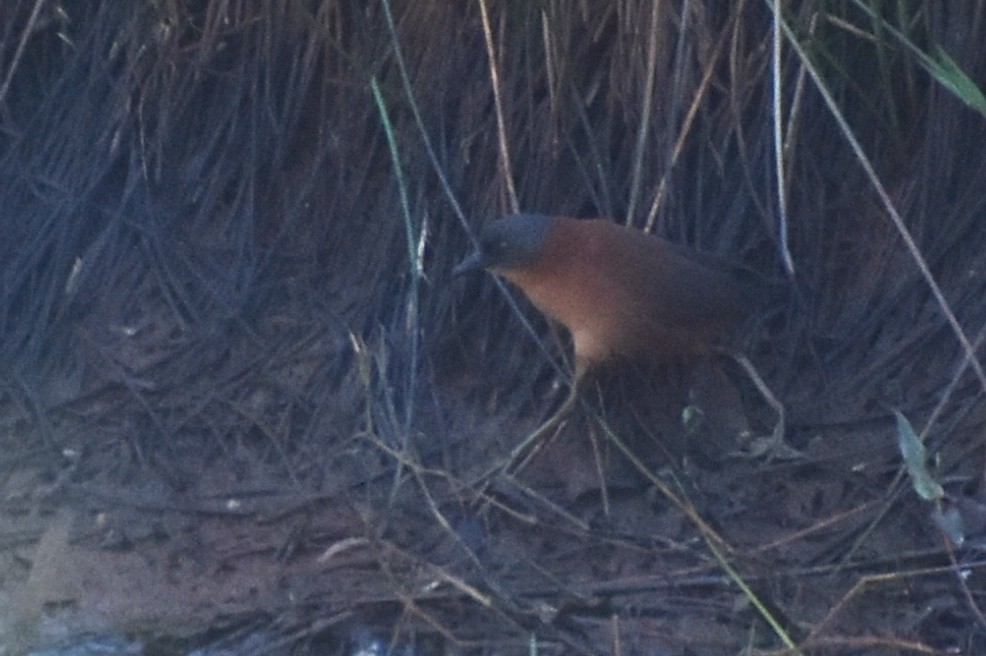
[1,1,985,654]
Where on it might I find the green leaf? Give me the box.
[846,1,986,118]
[894,410,944,502]
[923,46,986,118]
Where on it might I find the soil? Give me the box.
[2,354,985,655]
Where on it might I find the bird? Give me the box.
[455,212,767,375]
[455,212,793,464]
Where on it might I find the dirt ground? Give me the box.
[3,1,986,655]
[2,341,985,655]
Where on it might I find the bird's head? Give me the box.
[454,213,553,276]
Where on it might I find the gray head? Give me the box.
[454,213,553,276]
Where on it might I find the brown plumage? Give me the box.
[455,213,763,376]
[456,212,794,465]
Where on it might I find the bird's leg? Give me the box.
[723,351,802,460]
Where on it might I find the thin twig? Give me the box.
[0,0,48,106]
[771,0,796,274]
[777,9,986,397]
[479,0,519,212]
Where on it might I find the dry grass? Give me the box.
[1,0,986,653]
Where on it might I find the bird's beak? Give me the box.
[453,249,486,277]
